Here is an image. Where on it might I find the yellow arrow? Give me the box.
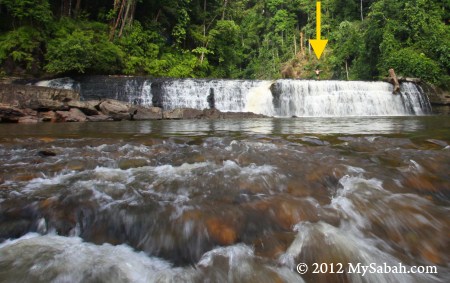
[309,1,328,60]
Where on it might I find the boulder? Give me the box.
[0,103,25,122]
[67,100,100,116]
[39,111,58,122]
[163,108,203,119]
[55,108,87,122]
[99,99,130,120]
[18,116,39,124]
[130,106,162,120]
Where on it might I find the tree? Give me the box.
[209,20,242,77]
[45,19,123,74]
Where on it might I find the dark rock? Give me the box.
[130,106,162,120]
[99,99,130,120]
[38,150,57,157]
[0,219,32,241]
[0,103,25,122]
[56,108,87,122]
[207,88,215,109]
[163,108,203,119]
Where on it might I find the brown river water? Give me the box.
[0,117,449,283]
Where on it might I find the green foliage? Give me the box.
[329,21,364,79]
[2,0,52,26]
[209,20,242,78]
[0,0,448,87]
[0,26,45,74]
[117,22,162,75]
[379,48,442,84]
[45,19,123,74]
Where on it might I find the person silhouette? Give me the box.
[315,69,322,80]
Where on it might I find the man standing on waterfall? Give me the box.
[315,69,322,80]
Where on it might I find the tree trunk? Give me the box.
[294,32,297,56]
[154,9,162,22]
[110,0,126,40]
[345,60,349,80]
[389,68,401,94]
[119,0,132,38]
[300,31,304,55]
[222,0,228,20]
[61,0,72,17]
[200,0,207,64]
[75,0,81,17]
[360,0,364,21]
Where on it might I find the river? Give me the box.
[0,116,449,282]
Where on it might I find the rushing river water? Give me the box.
[0,117,449,283]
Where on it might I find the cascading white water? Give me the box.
[140,81,153,106]
[159,79,268,112]
[245,81,276,116]
[35,77,80,92]
[273,80,431,117]
[35,77,432,117]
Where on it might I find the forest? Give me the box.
[0,0,449,88]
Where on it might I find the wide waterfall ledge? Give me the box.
[36,78,432,117]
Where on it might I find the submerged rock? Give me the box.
[37,150,57,157]
[205,217,238,245]
[118,159,148,170]
[86,114,113,122]
[163,108,203,119]
[162,108,268,120]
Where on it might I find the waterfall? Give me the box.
[158,79,265,112]
[35,77,432,117]
[35,77,80,92]
[245,81,276,116]
[272,80,431,117]
[140,81,153,106]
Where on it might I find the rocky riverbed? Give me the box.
[0,84,266,123]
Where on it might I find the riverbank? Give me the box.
[0,84,267,123]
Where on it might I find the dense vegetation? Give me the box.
[0,0,448,87]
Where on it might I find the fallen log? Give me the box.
[389,68,400,94]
